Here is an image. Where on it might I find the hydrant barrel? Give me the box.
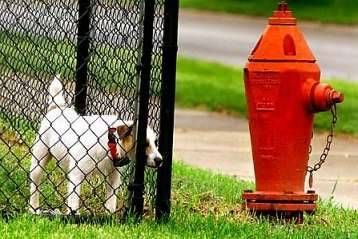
[242,2,344,222]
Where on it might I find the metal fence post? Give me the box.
[75,0,91,115]
[155,0,179,221]
[130,0,156,218]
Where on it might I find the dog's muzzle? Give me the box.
[154,157,163,168]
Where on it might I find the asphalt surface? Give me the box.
[2,4,357,81]
[174,109,358,209]
[179,10,358,81]
[0,1,144,47]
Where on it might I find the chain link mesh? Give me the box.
[0,0,170,219]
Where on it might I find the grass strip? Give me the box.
[181,0,358,25]
[176,58,358,135]
[0,30,357,135]
[0,161,357,238]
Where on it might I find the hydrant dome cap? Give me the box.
[249,4,316,62]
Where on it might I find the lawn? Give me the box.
[1,161,358,238]
[181,0,358,25]
[0,31,140,89]
[1,117,357,238]
[176,58,358,136]
[0,30,357,135]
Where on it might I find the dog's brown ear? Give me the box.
[117,124,133,139]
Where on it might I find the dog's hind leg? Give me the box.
[29,140,50,214]
[104,168,121,213]
[66,159,85,215]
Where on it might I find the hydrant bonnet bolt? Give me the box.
[278,1,289,11]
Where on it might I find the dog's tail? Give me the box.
[48,75,66,111]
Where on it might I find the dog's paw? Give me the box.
[41,208,62,216]
[29,207,42,215]
[53,208,62,215]
[66,209,80,216]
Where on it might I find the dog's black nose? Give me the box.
[154,157,163,167]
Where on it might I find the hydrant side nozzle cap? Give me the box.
[311,84,344,112]
[331,91,344,104]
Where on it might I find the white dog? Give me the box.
[29,76,162,215]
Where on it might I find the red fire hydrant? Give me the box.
[242,1,344,222]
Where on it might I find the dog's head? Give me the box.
[116,124,163,168]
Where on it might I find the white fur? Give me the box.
[47,75,66,112]
[29,76,162,215]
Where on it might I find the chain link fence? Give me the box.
[0,0,178,220]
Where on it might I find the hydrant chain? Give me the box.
[308,104,338,188]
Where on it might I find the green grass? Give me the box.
[0,30,142,90]
[176,58,246,115]
[181,0,358,25]
[0,161,358,238]
[176,58,358,136]
[1,117,357,238]
[0,30,357,136]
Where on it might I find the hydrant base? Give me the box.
[242,191,318,223]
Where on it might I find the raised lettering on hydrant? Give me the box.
[242,1,344,223]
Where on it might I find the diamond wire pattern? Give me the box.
[0,0,167,219]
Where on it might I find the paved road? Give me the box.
[0,1,145,47]
[3,3,356,81]
[179,10,358,81]
[174,109,358,209]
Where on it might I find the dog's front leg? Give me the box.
[104,168,121,213]
[67,167,85,215]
